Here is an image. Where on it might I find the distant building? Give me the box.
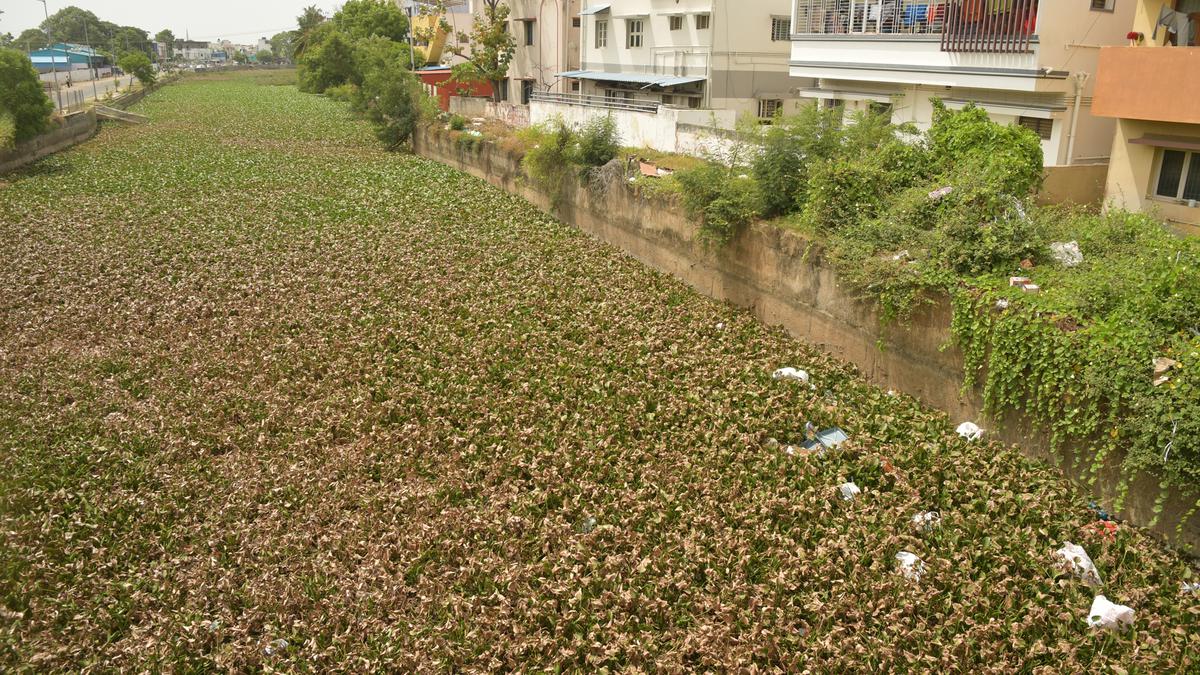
[176,39,212,62]
[28,43,108,74]
[257,37,272,54]
[417,65,494,110]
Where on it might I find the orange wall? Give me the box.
[1093,46,1200,123]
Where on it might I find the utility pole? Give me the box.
[34,0,61,110]
[83,18,98,101]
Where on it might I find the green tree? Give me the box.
[270,31,297,61]
[112,26,152,58]
[297,25,354,93]
[256,49,274,64]
[40,6,110,44]
[118,50,155,86]
[16,29,48,51]
[232,50,248,64]
[293,5,327,59]
[0,34,13,49]
[155,29,175,59]
[451,0,515,103]
[0,48,54,148]
[333,0,409,42]
[356,42,428,148]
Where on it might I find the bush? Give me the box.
[324,83,359,103]
[0,48,54,147]
[804,157,894,233]
[928,101,1044,196]
[520,119,576,205]
[575,114,620,167]
[118,51,156,86]
[750,103,844,217]
[448,114,467,131]
[298,26,356,93]
[358,58,429,149]
[675,163,761,246]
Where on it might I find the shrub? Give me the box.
[358,59,429,149]
[675,163,761,246]
[298,26,356,94]
[804,157,893,233]
[520,119,577,205]
[751,103,844,217]
[324,83,359,103]
[448,114,467,131]
[0,48,54,146]
[928,101,1044,196]
[575,114,620,167]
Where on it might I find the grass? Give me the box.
[0,70,1197,671]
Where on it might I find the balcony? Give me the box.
[792,0,1038,53]
[530,91,661,114]
[1093,46,1200,125]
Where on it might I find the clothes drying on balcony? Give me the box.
[557,70,705,88]
[1153,6,1196,46]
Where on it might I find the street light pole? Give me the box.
[34,0,61,110]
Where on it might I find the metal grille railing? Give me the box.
[531,91,660,114]
[792,1,947,36]
[792,0,1038,53]
[940,0,1037,54]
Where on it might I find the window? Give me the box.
[669,15,683,30]
[695,14,710,30]
[687,97,701,109]
[869,101,893,117]
[823,98,844,111]
[572,17,581,28]
[496,79,509,102]
[570,80,580,92]
[1017,116,1054,141]
[595,20,608,48]
[758,99,783,120]
[1154,149,1200,203]
[521,79,534,105]
[661,94,674,105]
[626,19,644,48]
[1090,0,1116,11]
[523,20,535,46]
[771,17,791,41]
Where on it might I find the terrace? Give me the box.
[791,0,1039,53]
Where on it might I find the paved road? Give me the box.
[48,74,137,111]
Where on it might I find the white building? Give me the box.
[788,0,1136,166]
[567,0,800,118]
[492,0,583,103]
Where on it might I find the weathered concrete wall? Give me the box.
[1039,164,1109,208]
[414,125,1199,550]
[0,111,98,175]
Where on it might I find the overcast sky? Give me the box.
[1,1,343,42]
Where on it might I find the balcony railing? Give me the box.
[530,91,661,114]
[793,0,1037,53]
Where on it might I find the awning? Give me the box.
[943,98,1066,119]
[1129,135,1200,152]
[557,69,705,88]
[580,4,610,15]
[798,88,897,103]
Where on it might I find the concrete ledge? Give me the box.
[413,124,1199,551]
[0,111,98,175]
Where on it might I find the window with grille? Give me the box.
[823,98,844,111]
[869,101,893,117]
[1090,0,1116,11]
[626,19,644,48]
[758,99,783,120]
[695,14,710,30]
[572,17,581,28]
[521,80,534,104]
[661,94,674,105]
[595,20,608,48]
[771,17,791,41]
[523,20,535,46]
[1154,149,1200,203]
[688,97,701,109]
[669,15,683,30]
[1017,116,1054,141]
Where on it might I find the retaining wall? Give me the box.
[0,111,98,175]
[413,125,1198,550]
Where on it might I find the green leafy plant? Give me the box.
[0,49,53,147]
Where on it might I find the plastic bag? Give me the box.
[1086,595,1134,631]
[896,551,926,581]
[1050,241,1084,267]
[956,422,983,441]
[838,482,861,501]
[772,367,812,385]
[911,511,941,532]
[1056,542,1102,587]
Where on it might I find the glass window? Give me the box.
[695,14,710,30]
[758,99,782,120]
[1017,116,1054,141]
[669,15,683,30]
[523,20,535,46]
[626,19,644,48]
[1184,155,1200,201]
[771,17,791,41]
[1156,150,1188,199]
[595,20,608,48]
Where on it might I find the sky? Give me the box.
[1,0,343,42]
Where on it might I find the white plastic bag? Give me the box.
[772,367,811,384]
[1086,595,1134,631]
[956,422,983,441]
[896,551,926,581]
[1050,241,1084,267]
[911,511,941,532]
[1056,542,1102,587]
[838,482,861,501]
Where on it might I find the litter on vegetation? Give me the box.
[772,367,812,386]
[896,551,926,581]
[265,638,289,655]
[995,298,1010,310]
[1181,582,1200,594]
[1056,542,1103,586]
[912,511,941,532]
[1009,276,1032,287]
[1050,240,1084,267]
[1021,283,1040,294]
[956,422,983,441]
[1153,357,1179,386]
[1087,595,1135,631]
[928,186,954,201]
[839,482,861,501]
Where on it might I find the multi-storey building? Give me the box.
[1093,0,1200,233]
[568,0,798,117]
[788,0,1135,166]
[497,0,583,103]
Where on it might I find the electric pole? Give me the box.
[34,0,61,110]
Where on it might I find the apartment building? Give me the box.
[788,0,1135,166]
[497,0,583,103]
[1093,0,1200,233]
[568,0,799,117]
[397,0,476,66]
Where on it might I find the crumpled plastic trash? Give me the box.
[265,638,289,655]
[838,482,861,501]
[896,551,926,581]
[912,511,941,532]
[1180,581,1200,594]
[956,422,983,441]
[995,298,1010,310]
[1056,542,1102,586]
[1086,595,1134,631]
[772,367,811,384]
[928,186,954,201]
[1050,240,1084,268]
[578,516,597,534]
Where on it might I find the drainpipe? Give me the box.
[1065,72,1088,166]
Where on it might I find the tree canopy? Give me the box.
[0,48,54,148]
[118,51,155,86]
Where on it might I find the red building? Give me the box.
[416,66,493,112]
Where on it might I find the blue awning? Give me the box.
[557,70,705,88]
[579,4,611,15]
